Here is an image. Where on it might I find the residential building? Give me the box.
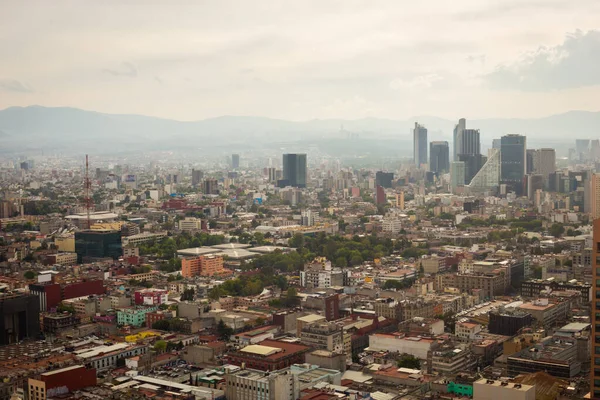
[28,365,96,400]
[591,218,600,398]
[181,255,226,278]
[224,340,311,371]
[472,378,535,400]
[368,333,438,359]
[179,217,203,232]
[300,322,346,354]
[300,258,343,288]
[134,288,168,305]
[76,343,148,372]
[117,306,159,327]
[420,255,447,274]
[517,299,570,329]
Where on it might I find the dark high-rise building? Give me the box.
[413,123,428,167]
[459,129,480,156]
[191,169,204,187]
[429,141,450,174]
[488,310,533,336]
[527,174,544,200]
[282,154,307,188]
[203,179,219,195]
[458,153,486,185]
[232,154,240,169]
[526,149,535,174]
[0,293,40,345]
[75,230,122,263]
[592,218,600,398]
[500,134,526,195]
[375,171,394,188]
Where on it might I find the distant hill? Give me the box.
[0,105,597,154]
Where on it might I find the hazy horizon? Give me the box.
[2,1,600,121]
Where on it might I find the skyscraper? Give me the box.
[576,139,590,162]
[500,134,526,196]
[282,153,307,188]
[453,118,466,161]
[413,122,428,167]
[430,141,450,174]
[533,148,556,188]
[466,148,500,192]
[191,169,204,187]
[459,129,481,156]
[590,173,600,220]
[231,154,240,169]
[526,149,536,175]
[450,161,465,193]
[458,153,486,185]
[375,185,386,205]
[375,171,394,188]
[591,218,600,398]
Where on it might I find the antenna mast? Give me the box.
[85,154,92,229]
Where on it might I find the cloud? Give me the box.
[389,74,443,90]
[485,30,600,91]
[102,62,138,78]
[0,79,34,93]
[154,76,163,84]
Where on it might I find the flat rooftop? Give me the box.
[177,247,223,256]
[240,344,282,356]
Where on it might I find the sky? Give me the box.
[1,0,600,121]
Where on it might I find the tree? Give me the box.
[181,288,195,301]
[154,340,167,352]
[397,354,421,370]
[217,319,233,341]
[24,270,37,280]
[549,223,565,238]
[289,233,305,249]
[152,319,171,330]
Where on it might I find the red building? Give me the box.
[146,311,168,329]
[134,288,168,305]
[224,339,310,371]
[29,279,105,312]
[28,365,96,399]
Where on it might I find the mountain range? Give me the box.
[0,105,597,156]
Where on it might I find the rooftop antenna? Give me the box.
[85,154,92,229]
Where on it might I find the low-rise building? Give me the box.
[472,378,535,400]
[117,306,159,327]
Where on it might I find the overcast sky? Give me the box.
[2,0,600,121]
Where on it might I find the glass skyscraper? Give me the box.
[430,141,450,174]
[413,122,428,167]
[282,153,307,188]
[500,134,526,196]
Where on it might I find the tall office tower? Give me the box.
[191,169,204,187]
[231,154,240,169]
[459,129,481,156]
[413,122,428,167]
[375,185,386,205]
[526,174,544,200]
[576,139,591,162]
[591,140,600,160]
[375,171,394,188]
[500,134,527,196]
[453,118,466,161]
[203,179,219,195]
[533,148,556,188]
[267,167,277,183]
[467,148,501,192]
[282,153,307,188]
[458,153,486,185]
[450,161,465,193]
[430,141,450,174]
[492,139,501,149]
[526,149,536,174]
[590,174,600,220]
[592,218,600,398]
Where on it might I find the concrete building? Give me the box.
[420,255,447,274]
[368,333,438,359]
[451,161,466,193]
[300,258,343,289]
[0,293,40,345]
[282,154,307,188]
[300,322,346,354]
[430,141,450,174]
[500,134,526,195]
[517,298,570,329]
[179,217,203,232]
[224,340,311,372]
[591,218,600,398]
[28,365,96,400]
[181,255,226,278]
[472,378,535,400]
[117,306,159,327]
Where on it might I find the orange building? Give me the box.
[181,255,226,278]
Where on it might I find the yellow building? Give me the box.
[54,236,75,252]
